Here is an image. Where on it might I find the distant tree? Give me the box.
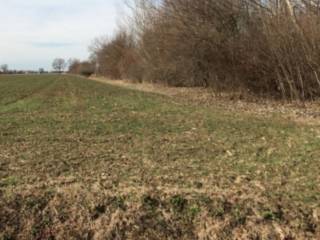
[39,68,45,74]
[52,58,66,73]
[0,64,8,73]
[68,58,81,73]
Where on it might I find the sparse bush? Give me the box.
[91,30,142,80]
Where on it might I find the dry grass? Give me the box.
[1,74,320,239]
[90,77,320,125]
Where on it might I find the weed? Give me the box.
[170,195,188,213]
[109,196,126,211]
[142,195,160,210]
[262,210,275,221]
[188,205,201,219]
[0,176,18,187]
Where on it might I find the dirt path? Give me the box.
[90,76,320,125]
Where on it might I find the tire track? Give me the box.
[0,77,58,115]
[3,81,54,106]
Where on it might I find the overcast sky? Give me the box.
[0,0,123,70]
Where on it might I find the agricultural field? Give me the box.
[0,74,320,239]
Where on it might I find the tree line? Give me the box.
[0,64,47,75]
[0,59,67,74]
[76,0,320,100]
[0,58,93,75]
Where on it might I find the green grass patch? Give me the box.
[0,74,319,239]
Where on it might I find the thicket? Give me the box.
[68,59,95,77]
[91,0,320,100]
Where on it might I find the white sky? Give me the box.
[0,0,123,70]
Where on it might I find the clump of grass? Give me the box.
[188,205,201,219]
[109,196,126,211]
[142,195,160,210]
[0,176,18,187]
[170,195,188,213]
[262,210,276,221]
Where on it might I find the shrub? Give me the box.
[68,60,95,77]
[92,0,320,100]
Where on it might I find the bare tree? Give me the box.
[90,30,140,80]
[52,58,66,73]
[92,0,320,100]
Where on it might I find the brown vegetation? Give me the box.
[90,31,142,81]
[68,59,95,77]
[91,0,320,101]
[1,75,320,239]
